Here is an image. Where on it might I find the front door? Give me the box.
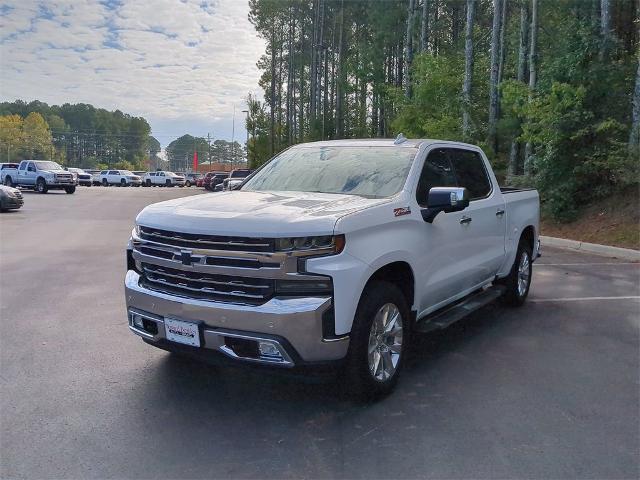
[414,147,471,313]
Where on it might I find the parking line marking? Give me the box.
[535,263,639,266]
[530,296,640,303]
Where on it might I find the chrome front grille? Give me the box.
[132,226,327,305]
[140,263,274,303]
[139,226,275,253]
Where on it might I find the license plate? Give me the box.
[164,317,200,347]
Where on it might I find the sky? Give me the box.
[0,0,266,148]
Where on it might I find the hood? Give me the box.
[136,190,390,236]
[0,185,19,195]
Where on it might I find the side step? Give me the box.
[414,285,506,333]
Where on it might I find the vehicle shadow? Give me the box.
[134,301,515,413]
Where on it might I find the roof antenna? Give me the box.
[394,133,407,145]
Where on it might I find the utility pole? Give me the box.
[207,132,212,166]
[231,104,236,169]
[241,110,249,166]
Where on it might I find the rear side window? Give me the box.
[416,149,457,206]
[19,163,26,170]
[449,149,491,200]
[100,171,107,175]
[108,170,118,175]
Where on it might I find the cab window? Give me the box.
[449,149,492,200]
[415,148,457,207]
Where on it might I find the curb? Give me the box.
[540,235,640,261]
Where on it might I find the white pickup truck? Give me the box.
[125,138,539,397]
[2,160,76,194]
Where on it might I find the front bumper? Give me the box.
[1,195,23,209]
[125,270,349,367]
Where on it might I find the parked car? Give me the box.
[99,170,142,187]
[222,169,252,191]
[85,169,102,186]
[66,167,92,187]
[125,138,540,397]
[0,184,24,211]
[142,171,186,187]
[203,171,228,190]
[184,172,202,187]
[2,160,76,193]
[1,163,20,186]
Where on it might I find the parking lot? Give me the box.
[1,187,638,479]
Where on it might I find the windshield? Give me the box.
[122,171,134,176]
[35,161,63,171]
[165,171,176,177]
[230,170,250,178]
[242,146,417,198]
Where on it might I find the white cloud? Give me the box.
[0,0,265,145]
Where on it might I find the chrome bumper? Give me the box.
[125,270,349,366]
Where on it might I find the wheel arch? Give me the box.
[363,261,415,311]
[520,225,536,253]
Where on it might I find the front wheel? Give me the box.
[102,179,108,187]
[120,178,127,187]
[65,186,76,194]
[499,240,533,306]
[36,178,48,193]
[344,281,410,400]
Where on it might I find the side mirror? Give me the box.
[421,187,470,223]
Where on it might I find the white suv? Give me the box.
[99,170,142,187]
[142,171,185,187]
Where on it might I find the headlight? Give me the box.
[275,235,345,256]
[4,189,16,198]
[133,224,140,237]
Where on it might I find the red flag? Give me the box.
[193,150,198,171]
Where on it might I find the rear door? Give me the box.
[448,148,506,287]
[17,162,30,185]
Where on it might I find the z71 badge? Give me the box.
[394,206,411,217]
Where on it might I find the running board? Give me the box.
[414,285,506,333]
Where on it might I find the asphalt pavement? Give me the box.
[1,187,638,479]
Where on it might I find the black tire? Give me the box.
[145,179,151,187]
[102,178,108,187]
[185,180,191,187]
[36,177,48,194]
[4,176,13,187]
[65,186,76,194]
[344,281,410,400]
[166,180,171,187]
[499,239,533,307]
[120,178,127,187]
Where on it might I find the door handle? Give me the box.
[460,216,472,225]
[496,209,505,217]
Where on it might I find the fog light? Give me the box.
[132,314,144,329]
[258,341,282,359]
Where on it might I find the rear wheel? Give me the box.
[345,281,409,400]
[36,178,48,193]
[499,239,533,306]
[65,186,76,194]
[145,179,151,187]
[102,178,108,187]
[4,176,13,187]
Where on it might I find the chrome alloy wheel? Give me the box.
[367,303,404,382]
[517,251,531,297]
